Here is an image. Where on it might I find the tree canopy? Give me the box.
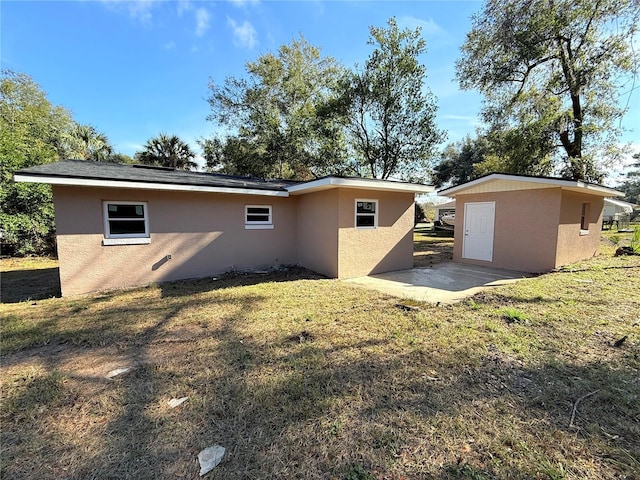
[1,71,126,255]
[0,71,75,255]
[619,153,640,204]
[206,22,444,181]
[206,36,347,179]
[135,133,197,170]
[64,123,113,161]
[432,135,490,188]
[456,0,640,182]
[340,17,444,180]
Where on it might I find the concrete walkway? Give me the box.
[344,262,532,304]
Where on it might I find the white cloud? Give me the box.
[229,0,260,8]
[227,16,258,49]
[164,40,176,50]
[195,8,211,36]
[440,114,479,123]
[398,16,447,37]
[177,0,192,16]
[100,0,158,24]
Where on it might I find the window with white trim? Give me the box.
[102,201,150,245]
[245,205,273,229]
[355,199,378,229]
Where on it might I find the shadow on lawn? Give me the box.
[0,267,61,303]
[158,266,326,298]
[2,283,638,479]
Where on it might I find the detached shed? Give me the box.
[438,174,624,273]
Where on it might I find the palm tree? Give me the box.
[66,124,113,161]
[135,133,197,170]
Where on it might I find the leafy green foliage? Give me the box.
[433,135,490,188]
[134,133,197,170]
[206,36,348,179]
[63,123,113,161]
[501,308,530,324]
[207,22,444,182]
[341,17,444,181]
[1,71,124,255]
[0,71,75,255]
[456,0,640,182]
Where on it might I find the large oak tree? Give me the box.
[456,0,640,182]
[206,36,347,179]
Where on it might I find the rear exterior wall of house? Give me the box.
[337,189,415,278]
[52,185,416,296]
[52,186,298,296]
[296,189,340,278]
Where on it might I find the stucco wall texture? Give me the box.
[453,188,604,273]
[295,189,339,278]
[337,189,414,278]
[52,185,415,296]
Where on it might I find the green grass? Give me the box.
[413,227,454,267]
[1,252,639,479]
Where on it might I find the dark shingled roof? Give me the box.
[17,160,298,192]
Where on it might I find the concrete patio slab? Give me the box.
[344,262,532,304]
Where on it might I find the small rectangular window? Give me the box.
[355,199,378,229]
[245,205,273,229]
[103,201,150,245]
[580,202,590,234]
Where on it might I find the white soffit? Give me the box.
[13,174,290,197]
[287,177,434,195]
[438,174,623,198]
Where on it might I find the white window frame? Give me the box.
[245,205,273,230]
[102,201,150,245]
[355,199,378,229]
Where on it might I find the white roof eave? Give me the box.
[438,174,624,198]
[287,177,434,195]
[13,174,290,197]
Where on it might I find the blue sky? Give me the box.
[2,0,638,182]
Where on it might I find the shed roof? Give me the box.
[434,199,456,210]
[438,173,623,198]
[604,198,636,210]
[14,160,433,196]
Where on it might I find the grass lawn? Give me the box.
[1,234,639,479]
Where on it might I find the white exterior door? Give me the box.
[462,202,495,262]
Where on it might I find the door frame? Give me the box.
[462,201,496,262]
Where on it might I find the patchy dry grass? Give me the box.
[0,257,60,303]
[1,247,639,479]
[414,226,454,268]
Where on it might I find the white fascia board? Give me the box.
[287,177,434,195]
[577,184,625,197]
[438,173,623,197]
[14,174,290,197]
[605,198,637,208]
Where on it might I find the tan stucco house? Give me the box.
[15,160,433,296]
[438,173,624,273]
